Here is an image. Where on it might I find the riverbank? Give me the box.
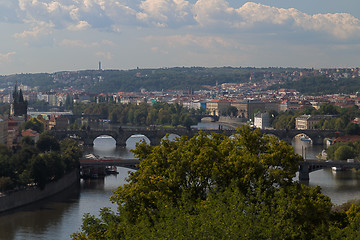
[0,170,79,213]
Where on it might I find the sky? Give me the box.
[0,0,360,75]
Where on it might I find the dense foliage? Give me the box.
[22,117,45,133]
[89,67,255,92]
[326,141,360,161]
[70,126,360,239]
[74,102,205,128]
[0,67,300,93]
[268,76,360,95]
[0,135,82,191]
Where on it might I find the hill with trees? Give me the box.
[268,76,360,95]
[0,67,298,93]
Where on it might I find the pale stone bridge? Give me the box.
[50,127,339,146]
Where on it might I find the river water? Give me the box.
[1,123,360,239]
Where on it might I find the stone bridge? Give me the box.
[262,129,339,145]
[299,160,360,181]
[50,127,339,146]
[51,127,236,146]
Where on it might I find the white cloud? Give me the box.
[145,34,237,50]
[67,20,90,31]
[13,22,53,40]
[101,40,116,46]
[95,51,113,60]
[58,38,117,48]
[0,52,16,62]
[193,0,237,27]
[59,39,99,48]
[137,0,194,27]
[193,1,360,39]
[3,0,360,44]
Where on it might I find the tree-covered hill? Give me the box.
[0,67,300,93]
[268,76,360,95]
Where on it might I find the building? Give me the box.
[254,112,270,129]
[206,99,231,116]
[231,100,279,120]
[295,115,325,130]
[36,115,50,131]
[182,100,201,110]
[21,129,40,143]
[7,116,25,148]
[49,115,69,130]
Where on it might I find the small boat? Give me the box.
[332,167,346,171]
[105,166,119,175]
[85,153,99,159]
[300,135,312,142]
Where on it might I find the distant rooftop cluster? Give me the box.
[0,67,358,121]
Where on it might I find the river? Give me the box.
[0,123,360,239]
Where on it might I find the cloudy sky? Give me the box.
[0,0,360,75]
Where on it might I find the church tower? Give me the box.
[10,83,28,118]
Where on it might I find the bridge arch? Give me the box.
[93,135,117,148]
[162,133,181,141]
[126,134,151,148]
[84,131,119,146]
[292,133,313,145]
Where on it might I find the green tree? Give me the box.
[273,112,296,129]
[60,139,82,171]
[317,103,340,115]
[23,117,44,133]
[345,122,360,135]
[30,155,49,189]
[36,134,60,152]
[334,145,355,160]
[72,126,337,240]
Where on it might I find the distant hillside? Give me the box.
[0,67,301,93]
[267,76,360,95]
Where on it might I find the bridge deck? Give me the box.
[301,159,360,168]
[80,158,140,167]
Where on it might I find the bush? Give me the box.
[0,177,14,192]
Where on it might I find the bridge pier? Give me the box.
[149,137,162,146]
[115,139,127,147]
[83,138,94,146]
[299,163,310,181]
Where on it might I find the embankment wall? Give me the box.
[0,170,79,213]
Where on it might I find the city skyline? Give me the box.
[0,0,360,75]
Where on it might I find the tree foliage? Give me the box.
[23,117,44,133]
[72,126,355,239]
[0,136,82,191]
[326,140,360,161]
[272,104,360,131]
